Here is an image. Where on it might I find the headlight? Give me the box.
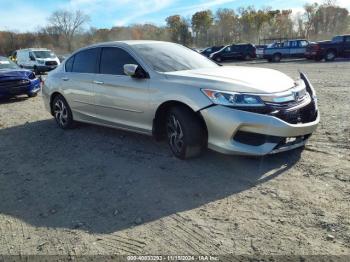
[202,89,265,107]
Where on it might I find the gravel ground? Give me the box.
[0,60,349,256]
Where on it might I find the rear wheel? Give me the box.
[325,50,336,61]
[51,95,74,129]
[166,106,205,159]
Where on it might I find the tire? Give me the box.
[325,50,336,62]
[272,53,281,62]
[244,54,252,61]
[51,94,74,129]
[166,106,206,159]
[215,56,222,62]
[27,93,37,98]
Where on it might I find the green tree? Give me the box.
[192,10,214,46]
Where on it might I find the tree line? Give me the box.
[0,0,349,56]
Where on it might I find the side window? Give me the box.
[99,47,138,75]
[224,46,231,52]
[72,48,99,73]
[65,56,74,72]
[299,41,308,47]
[291,41,298,47]
[345,36,350,43]
[29,52,35,60]
[332,36,343,43]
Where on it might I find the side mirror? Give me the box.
[123,64,138,77]
[29,55,35,61]
[123,64,148,79]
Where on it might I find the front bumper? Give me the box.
[0,78,41,97]
[201,105,319,155]
[199,74,319,156]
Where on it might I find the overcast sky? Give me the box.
[0,0,349,32]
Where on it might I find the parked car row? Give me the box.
[200,34,350,63]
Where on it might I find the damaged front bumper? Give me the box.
[199,73,320,156]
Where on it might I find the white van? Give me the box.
[16,48,60,74]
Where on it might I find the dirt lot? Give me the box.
[0,60,349,256]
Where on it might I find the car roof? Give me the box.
[18,48,51,51]
[86,40,171,48]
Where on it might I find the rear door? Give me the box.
[60,48,100,119]
[93,47,151,132]
[344,36,350,57]
[289,41,301,58]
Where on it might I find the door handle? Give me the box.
[61,77,69,81]
[93,80,104,85]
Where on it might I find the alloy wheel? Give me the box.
[54,99,68,127]
[166,114,184,154]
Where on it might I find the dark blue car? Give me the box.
[0,56,41,98]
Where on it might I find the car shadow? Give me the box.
[0,119,302,234]
[0,96,29,104]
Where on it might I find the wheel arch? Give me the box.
[152,100,208,142]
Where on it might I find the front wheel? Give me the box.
[166,106,206,159]
[325,50,336,61]
[52,95,74,129]
[215,56,222,62]
[272,53,281,62]
[27,93,37,98]
[244,54,252,60]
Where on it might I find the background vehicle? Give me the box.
[201,46,224,57]
[255,45,267,59]
[8,51,17,63]
[16,48,60,74]
[210,44,256,62]
[43,41,318,159]
[0,56,41,98]
[306,35,350,61]
[264,39,309,62]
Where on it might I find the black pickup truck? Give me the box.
[306,35,350,61]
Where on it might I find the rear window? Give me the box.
[72,48,99,73]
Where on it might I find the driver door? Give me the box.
[93,47,151,133]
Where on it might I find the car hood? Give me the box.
[0,69,33,78]
[317,40,332,45]
[165,66,296,93]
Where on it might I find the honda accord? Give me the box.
[42,41,319,159]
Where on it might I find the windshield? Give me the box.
[33,51,56,59]
[0,58,19,69]
[132,43,218,72]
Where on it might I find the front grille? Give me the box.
[0,79,30,94]
[270,100,318,124]
[45,61,58,66]
[230,92,318,125]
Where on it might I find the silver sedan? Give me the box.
[42,41,319,159]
